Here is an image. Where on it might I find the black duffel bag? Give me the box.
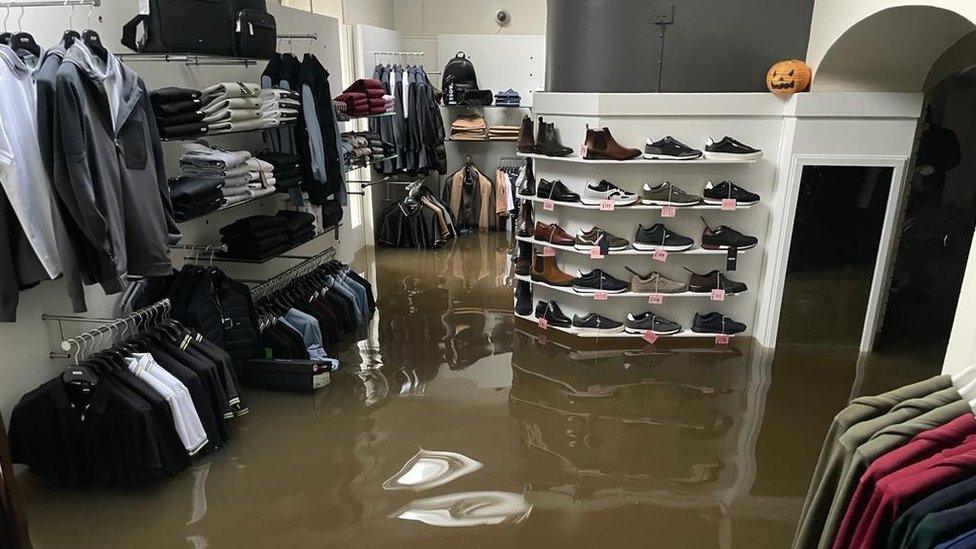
[122,0,276,59]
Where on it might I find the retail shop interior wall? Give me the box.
[0,3,358,420]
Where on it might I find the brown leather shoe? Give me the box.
[516,200,534,237]
[514,242,532,275]
[517,115,535,153]
[531,253,576,286]
[534,222,574,246]
[584,127,641,160]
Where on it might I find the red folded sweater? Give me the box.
[344,79,384,94]
[369,98,387,108]
[366,88,386,99]
[334,92,366,103]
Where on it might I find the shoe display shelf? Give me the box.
[513,274,747,300]
[515,235,751,256]
[517,93,782,346]
[519,194,755,211]
[513,313,698,338]
[517,152,759,165]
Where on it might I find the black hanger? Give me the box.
[82,28,108,63]
[62,29,80,48]
[10,31,40,58]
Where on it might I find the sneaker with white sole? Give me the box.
[703,180,761,206]
[625,312,682,335]
[581,179,639,206]
[704,136,763,161]
[633,224,695,252]
[572,313,625,335]
[641,181,702,206]
[643,136,703,160]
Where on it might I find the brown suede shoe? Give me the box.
[531,253,576,286]
[514,242,532,275]
[517,115,535,153]
[534,222,575,246]
[516,200,534,237]
[584,127,641,160]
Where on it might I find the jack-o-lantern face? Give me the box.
[766,59,812,95]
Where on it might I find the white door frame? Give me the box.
[761,154,909,353]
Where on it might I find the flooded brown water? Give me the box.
[16,233,942,548]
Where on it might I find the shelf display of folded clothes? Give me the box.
[450,115,488,140]
[257,152,304,195]
[341,131,393,170]
[494,88,522,107]
[488,125,520,141]
[151,87,208,139]
[219,210,318,261]
[175,142,278,219]
[196,82,298,136]
[169,175,225,222]
[335,78,391,117]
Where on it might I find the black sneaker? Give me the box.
[692,312,747,335]
[686,270,748,295]
[625,312,682,335]
[536,179,580,203]
[643,136,703,160]
[701,219,758,250]
[572,313,625,335]
[573,269,630,294]
[515,280,532,315]
[704,137,763,161]
[633,223,694,252]
[702,180,761,206]
[534,300,572,328]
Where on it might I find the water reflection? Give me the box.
[391,491,533,527]
[383,449,483,492]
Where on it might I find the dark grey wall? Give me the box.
[546,0,815,93]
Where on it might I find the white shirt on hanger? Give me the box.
[128,353,209,455]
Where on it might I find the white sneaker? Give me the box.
[580,179,638,206]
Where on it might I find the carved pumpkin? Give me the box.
[766,59,812,94]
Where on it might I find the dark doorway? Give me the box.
[777,166,894,349]
[874,75,976,363]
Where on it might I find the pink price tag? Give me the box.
[721,198,737,211]
[599,199,615,211]
[541,246,556,257]
[653,249,668,262]
[580,144,588,157]
[648,294,664,304]
[538,333,548,346]
[589,246,604,259]
[538,317,549,330]
[542,199,555,211]
[661,205,677,218]
[711,289,727,302]
[593,291,609,301]
[715,334,731,345]
[642,330,659,344]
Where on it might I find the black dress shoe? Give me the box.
[515,280,532,315]
[537,179,580,203]
[535,117,573,157]
[534,300,572,328]
[519,159,536,196]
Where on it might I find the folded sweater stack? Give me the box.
[487,125,520,141]
[494,88,522,107]
[335,79,388,117]
[180,142,277,207]
[169,175,224,222]
[341,131,392,170]
[333,100,350,122]
[220,210,317,260]
[450,115,487,141]
[151,87,208,139]
[257,152,304,194]
[200,82,295,135]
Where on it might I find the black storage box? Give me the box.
[240,359,332,393]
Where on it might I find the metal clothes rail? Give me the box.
[0,0,98,6]
[242,246,336,297]
[42,299,171,359]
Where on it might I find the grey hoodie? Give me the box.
[51,44,180,289]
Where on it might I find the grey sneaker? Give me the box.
[641,181,702,206]
[624,267,688,293]
[574,227,630,251]
[625,312,682,335]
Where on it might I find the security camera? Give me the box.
[495,9,511,27]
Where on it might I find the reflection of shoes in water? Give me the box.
[669,461,724,485]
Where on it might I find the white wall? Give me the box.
[0,3,353,420]
[283,0,395,29]
[395,0,546,36]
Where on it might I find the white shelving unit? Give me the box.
[513,313,710,339]
[514,274,746,300]
[520,194,756,211]
[515,235,750,256]
[518,152,760,165]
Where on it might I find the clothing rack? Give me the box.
[372,50,425,65]
[0,0,98,6]
[277,33,318,40]
[116,53,261,67]
[241,246,337,297]
[42,299,171,359]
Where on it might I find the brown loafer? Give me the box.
[534,222,575,246]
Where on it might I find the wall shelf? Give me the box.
[515,235,749,256]
[520,194,756,211]
[517,152,760,165]
[161,122,296,142]
[514,314,723,340]
[515,274,745,300]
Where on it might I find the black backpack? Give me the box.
[442,52,478,106]
[122,0,276,59]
